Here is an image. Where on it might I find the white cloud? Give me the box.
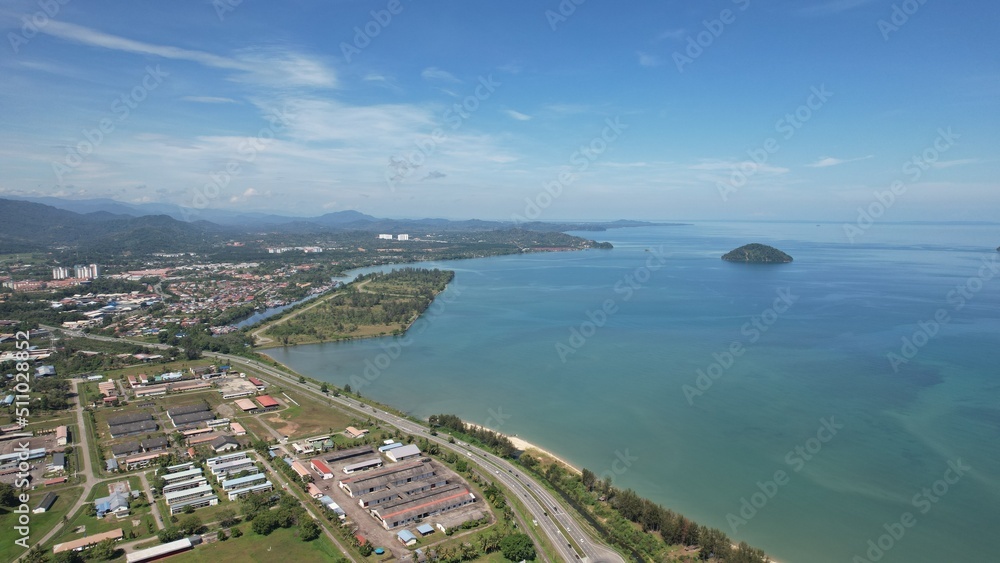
[637,52,662,67]
[421,67,461,83]
[931,158,983,169]
[38,21,336,89]
[807,155,873,168]
[655,29,687,42]
[505,110,532,121]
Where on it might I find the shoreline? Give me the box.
[259,356,785,563]
[464,422,581,476]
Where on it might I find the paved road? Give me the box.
[211,353,624,563]
[52,328,624,562]
[136,470,165,530]
[21,379,101,559]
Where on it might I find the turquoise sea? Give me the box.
[265,222,1000,563]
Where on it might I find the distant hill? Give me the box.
[0,198,225,253]
[722,243,793,264]
[0,196,676,235]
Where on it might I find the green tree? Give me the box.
[499,533,536,561]
[0,482,17,506]
[51,551,83,563]
[320,382,329,394]
[299,376,306,384]
[158,528,183,543]
[252,512,280,536]
[176,513,203,535]
[23,546,49,563]
[89,538,118,561]
[218,508,237,527]
[299,519,321,541]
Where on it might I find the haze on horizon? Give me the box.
[0,0,997,223]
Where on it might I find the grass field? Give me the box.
[51,498,155,548]
[260,390,353,440]
[166,525,347,563]
[0,485,84,563]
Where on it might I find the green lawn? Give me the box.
[259,390,353,440]
[0,485,83,563]
[166,526,347,563]
[51,500,155,548]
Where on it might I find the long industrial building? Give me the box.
[207,451,248,466]
[209,457,256,479]
[220,472,266,491]
[339,459,436,497]
[227,481,273,501]
[162,477,208,494]
[371,485,476,530]
[109,420,158,438]
[125,538,193,563]
[324,445,375,463]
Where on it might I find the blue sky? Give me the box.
[0,0,997,221]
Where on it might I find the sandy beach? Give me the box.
[465,422,581,475]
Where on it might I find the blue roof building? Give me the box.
[397,529,417,546]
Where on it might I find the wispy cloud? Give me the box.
[807,155,873,168]
[637,51,662,67]
[421,67,461,83]
[181,96,238,104]
[498,62,523,74]
[931,158,983,169]
[690,159,790,175]
[39,20,249,70]
[422,170,447,181]
[38,21,337,89]
[654,29,686,42]
[505,109,532,121]
[797,0,878,17]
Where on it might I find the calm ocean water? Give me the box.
[265,222,1000,563]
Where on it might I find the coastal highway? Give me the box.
[52,328,624,562]
[215,353,625,563]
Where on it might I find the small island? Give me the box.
[722,243,793,263]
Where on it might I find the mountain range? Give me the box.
[0,197,667,253]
